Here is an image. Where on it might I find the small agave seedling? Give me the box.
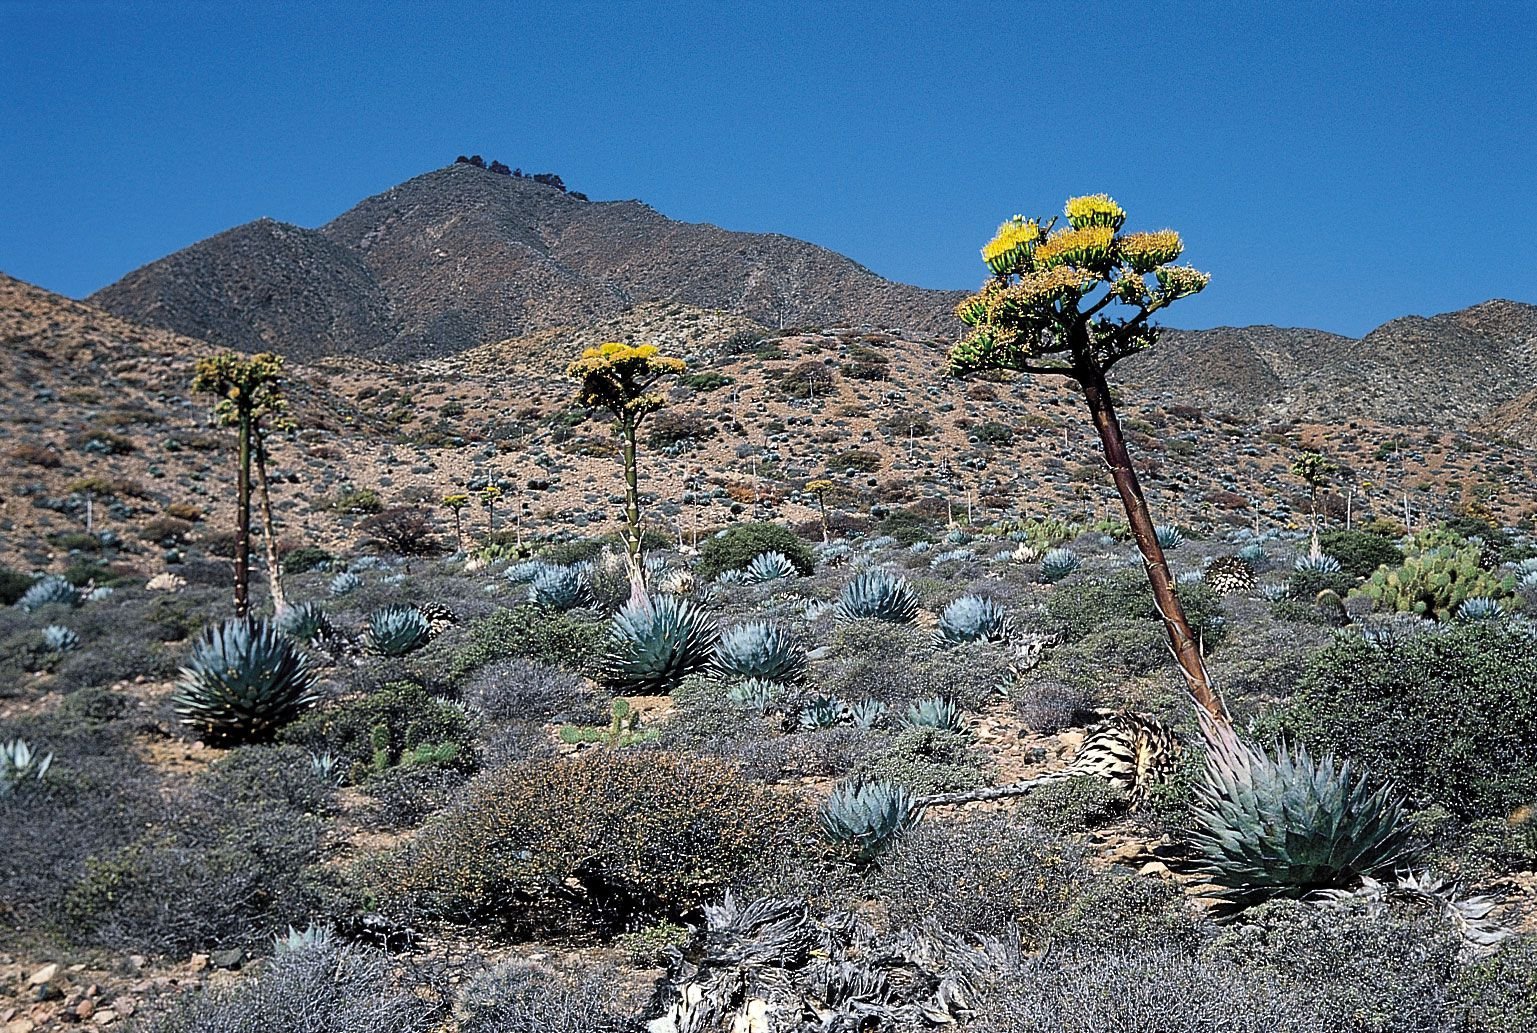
[901,697,963,733]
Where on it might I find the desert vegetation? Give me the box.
[2,197,1535,1033]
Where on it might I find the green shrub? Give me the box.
[1448,936,1537,1033]
[1279,624,1537,819]
[1316,529,1402,579]
[278,681,479,783]
[280,545,333,575]
[0,566,34,607]
[1046,568,1226,649]
[852,728,990,796]
[392,751,800,934]
[1012,774,1126,833]
[696,522,815,580]
[449,606,608,681]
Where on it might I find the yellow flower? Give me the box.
[992,266,1093,315]
[1117,230,1184,273]
[981,216,1042,276]
[1154,265,1212,299]
[1033,226,1115,271]
[1064,193,1126,231]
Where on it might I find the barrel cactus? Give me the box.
[833,570,919,623]
[173,618,320,742]
[712,621,806,684]
[366,605,432,656]
[934,595,1009,647]
[1039,548,1081,584]
[817,780,922,863]
[602,594,719,695]
[1189,719,1415,907]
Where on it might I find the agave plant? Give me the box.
[727,677,781,712]
[503,559,549,585]
[817,780,922,862]
[277,601,333,646]
[847,699,889,730]
[798,695,845,730]
[1258,580,1292,602]
[328,571,362,597]
[0,738,53,796]
[366,605,432,656]
[1154,524,1185,550]
[833,570,919,623]
[712,621,806,684]
[41,624,80,653]
[84,586,114,603]
[1314,870,1513,951]
[1294,553,1343,575]
[309,751,344,785]
[173,618,321,742]
[1454,597,1505,623]
[528,564,591,610]
[745,551,798,584]
[901,696,963,732]
[1237,542,1267,567]
[272,923,337,956]
[1203,556,1257,596]
[1188,718,1415,907]
[16,575,77,612]
[602,594,719,695]
[714,568,750,587]
[1039,548,1081,584]
[934,595,1009,647]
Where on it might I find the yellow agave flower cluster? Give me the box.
[566,341,686,416]
[1064,193,1126,231]
[1118,230,1184,274]
[980,216,1044,277]
[1034,225,1116,271]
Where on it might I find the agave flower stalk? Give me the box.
[949,196,1226,724]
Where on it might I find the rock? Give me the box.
[210,949,243,970]
[93,1009,118,1025]
[1138,861,1171,877]
[188,954,209,973]
[73,998,95,1020]
[4,1018,35,1033]
[25,966,56,988]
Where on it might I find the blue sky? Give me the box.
[1,1,1532,335]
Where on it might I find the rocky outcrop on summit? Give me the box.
[89,164,960,360]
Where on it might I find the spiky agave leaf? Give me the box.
[848,699,889,730]
[833,570,919,623]
[712,621,806,684]
[745,551,798,584]
[798,695,845,730]
[602,594,719,694]
[173,618,321,742]
[1154,524,1185,550]
[0,738,53,795]
[1189,716,1415,908]
[1314,870,1513,951]
[366,604,432,656]
[817,780,922,862]
[1294,553,1342,575]
[328,571,362,597]
[934,595,1009,647]
[901,696,963,732]
[727,677,781,712]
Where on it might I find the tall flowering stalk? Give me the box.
[567,342,686,586]
[191,352,290,618]
[949,195,1226,723]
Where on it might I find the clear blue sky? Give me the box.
[1,1,1533,336]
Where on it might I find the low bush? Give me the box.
[1045,568,1226,651]
[391,751,802,935]
[695,522,816,580]
[448,605,608,681]
[1279,624,1537,819]
[464,657,605,724]
[1448,935,1537,1033]
[1317,528,1403,579]
[279,681,479,783]
[852,728,991,796]
[455,960,641,1033]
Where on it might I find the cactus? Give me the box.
[935,595,1009,647]
[817,780,922,862]
[1154,524,1185,550]
[1039,548,1081,583]
[744,551,798,584]
[16,575,78,612]
[328,571,362,597]
[1352,540,1518,622]
[901,696,963,732]
[712,621,807,684]
[173,618,320,742]
[528,564,591,611]
[833,570,919,623]
[602,594,719,695]
[41,624,80,653]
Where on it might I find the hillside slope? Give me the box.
[89,163,962,360]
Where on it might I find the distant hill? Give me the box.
[89,163,962,361]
